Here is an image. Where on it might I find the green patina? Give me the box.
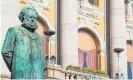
[1,6,45,79]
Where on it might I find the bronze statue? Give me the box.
[1,6,45,79]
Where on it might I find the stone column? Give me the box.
[60,0,78,68]
[110,0,127,79]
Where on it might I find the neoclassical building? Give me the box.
[0,0,133,79]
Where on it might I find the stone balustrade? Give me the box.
[46,64,109,80]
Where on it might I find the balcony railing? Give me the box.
[46,64,109,80]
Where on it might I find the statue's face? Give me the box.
[22,10,38,31]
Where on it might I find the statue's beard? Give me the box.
[22,19,38,32]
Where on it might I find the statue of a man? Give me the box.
[1,6,45,79]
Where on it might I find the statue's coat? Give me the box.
[2,26,44,79]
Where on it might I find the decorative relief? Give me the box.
[77,0,104,27]
[20,0,51,11]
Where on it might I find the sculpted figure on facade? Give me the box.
[1,5,45,79]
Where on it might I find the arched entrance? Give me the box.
[78,27,100,71]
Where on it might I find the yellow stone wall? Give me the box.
[99,0,104,8]
[95,0,106,71]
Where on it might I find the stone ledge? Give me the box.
[0,73,11,79]
[47,65,109,79]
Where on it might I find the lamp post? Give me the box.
[113,48,124,79]
[44,30,55,64]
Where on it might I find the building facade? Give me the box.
[0,0,133,79]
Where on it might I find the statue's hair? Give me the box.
[18,5,38,22]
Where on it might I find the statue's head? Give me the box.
[19,5,38,32]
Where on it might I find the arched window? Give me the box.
[127,40,132,79]
[88,0,99,6]
[78,28,100,71]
